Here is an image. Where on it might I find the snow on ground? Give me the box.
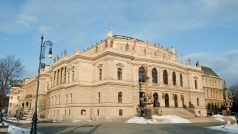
[212,114,225,122]
[126,115,191,124]
[0,122,32,134]
[8,125,30,134]
[4,117,31,124]
[208,123,238,134]
[229,116,237,121]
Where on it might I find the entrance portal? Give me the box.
[153,93,159,107]
[140,92,145,107]
[164,93,169,107]
[174,94,178,108]
[181,95,185,108]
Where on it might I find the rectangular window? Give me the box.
[99,69,102,80]
[119,109,123,116]
[72,70,74,82]
[57,70,60,85]
[98,92,101,103]
[54,71,56,85]
[195,80,198,89]
[66,94,68,104]
[68,72,70,83]
[117,68,122,80]
[197,98,199,106]
[55,95,57,104]
[64,67,67,83]
[70,93,72,103]
[61,68,63,84]
[59,95,60,104]
[69,109,71,116]
[97,109,99,116]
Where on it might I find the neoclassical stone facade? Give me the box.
[202,66,224,114]
[8,87,21,115]
[9,30,226,121]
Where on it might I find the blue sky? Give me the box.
[0,0,238,86]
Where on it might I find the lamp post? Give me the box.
[30,35,53,134]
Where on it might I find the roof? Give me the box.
[113,35,144,42]
[201,66,220,78]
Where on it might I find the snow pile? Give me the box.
[229,116,237,121]
[8,125,30,134]
[212,114,225,122]
[0,122,32,134]
[126,117,159,124]
[126,115,191,124]
[208,123,238,134]
[4,117,31,124]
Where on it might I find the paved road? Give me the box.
[23,121,235,134]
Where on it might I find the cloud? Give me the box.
[16,14,37,28]
[38,26,54,34]
[1,1,237,37]
[185,50,238,87]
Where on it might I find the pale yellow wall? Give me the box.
[15,32,217,120]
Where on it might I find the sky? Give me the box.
[0,0,238,86]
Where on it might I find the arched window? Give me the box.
[207,103,210,109]
[172,72,176,86]
[152,68,158,83]
[126,43,129,51]
[163,70,168,85]
[180,73,183,87]
[139,67,145,82]
[181,95,185,107]
[118,92,122,103]
[164,93,169,107]
[81,109,86,115]
[153,93,159,107]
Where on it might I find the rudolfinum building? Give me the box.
[8,30,225,121]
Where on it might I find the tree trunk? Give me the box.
[0,82,6,123]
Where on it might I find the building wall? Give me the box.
[203,76,223,113]
[14,32,213,120]
[8,87,21,115]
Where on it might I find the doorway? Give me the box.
[164,93,169,107]
[153,93,159,107]
[174,94,178,108]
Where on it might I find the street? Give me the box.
[25,121,235,134]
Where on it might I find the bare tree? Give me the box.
[0,55,24,122]
[229,83,238,112]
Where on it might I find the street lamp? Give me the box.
[30,35,53,134]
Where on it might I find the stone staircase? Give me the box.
[160,107,195,117]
